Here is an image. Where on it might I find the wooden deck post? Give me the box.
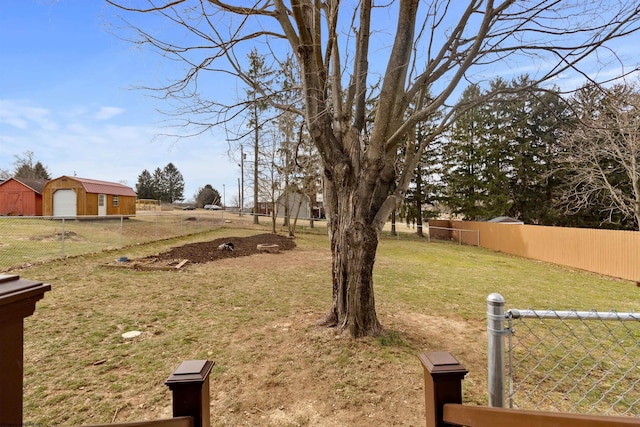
[419,351,468,427]
[165,360,215,427]
[0,274,50,427]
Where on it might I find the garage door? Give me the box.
[53,189,77,217]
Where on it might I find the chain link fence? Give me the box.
[487,294,640,417]
[0,212,223,271]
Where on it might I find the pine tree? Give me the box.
[441,85,488,220]
[194,184,221,208]
[135,169,155,199]
[151,167,167,202]
[163,163,185,203]
[506,83,567,224]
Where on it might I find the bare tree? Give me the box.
[107,0,640,337]
[258,128,285,233]
[12,151,51,180]
[559,83,640,229]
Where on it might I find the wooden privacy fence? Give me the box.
[420,351,640,427]
[428,220,640,283]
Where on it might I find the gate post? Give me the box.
[166,359,214,427]
[0,274,51,427]
[487,293,505,407]
[419,351,468,427]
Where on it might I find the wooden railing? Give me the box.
[81,359,214,427]
[420,351,640,427]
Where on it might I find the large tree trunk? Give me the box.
[320,194,382,337]
[318,149,387,338]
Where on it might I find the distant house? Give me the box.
[42,176,137,217]
[276,192,311,219]
[0,177,48,216]
[488,216,524,224]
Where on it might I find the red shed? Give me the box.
[0,177,48,216]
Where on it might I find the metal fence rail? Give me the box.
[487,294,640,417]
[0,213,222,271]
[426,225,480,246]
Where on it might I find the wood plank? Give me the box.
[79,416,193,427]
[175,259,189,269]
[443,404,640,427]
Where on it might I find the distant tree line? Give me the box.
[0,151,51,180]
[135,163,185,203]
[407,78,640,231]
[230,52,640,232]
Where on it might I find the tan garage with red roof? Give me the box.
[42,176,137,217]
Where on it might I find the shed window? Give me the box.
[113,195,119,207]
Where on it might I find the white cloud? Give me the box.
[94,106,125,120]
[0,100,57,131]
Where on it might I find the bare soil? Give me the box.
[146,234,297,263]
[105,234,298,270]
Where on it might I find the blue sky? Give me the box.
[0,0,238,203]
[1,1,638,204]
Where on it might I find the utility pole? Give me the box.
[240,145,244,217]
[253,103,260,225]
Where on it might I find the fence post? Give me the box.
[61,217,66,258]
[419,351,468,427]
[0,274,51,427]
[165,359,215,427]
[487,293,505,407]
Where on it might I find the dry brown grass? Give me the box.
[17,226,639,426]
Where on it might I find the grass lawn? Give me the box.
[17,226,639,426]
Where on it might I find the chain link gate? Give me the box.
[487,293,640,416]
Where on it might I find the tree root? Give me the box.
[317,312,338,327]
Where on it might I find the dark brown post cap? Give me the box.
[0,274,51,326]
[165,360,215,387]
[419,351,468,377]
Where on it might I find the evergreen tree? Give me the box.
[441,79,567,223]
[135,169,154,199]
[506,83,567,224]
[194,185,221,208]
[151,167,167,202]
[163,162,185,203]
[441,85,488,220]
[482,78,514,218]
[402,89,442,236]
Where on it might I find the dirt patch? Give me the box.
[104,234,296,271]
[145,233,296,264]
[30,231,82,242]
